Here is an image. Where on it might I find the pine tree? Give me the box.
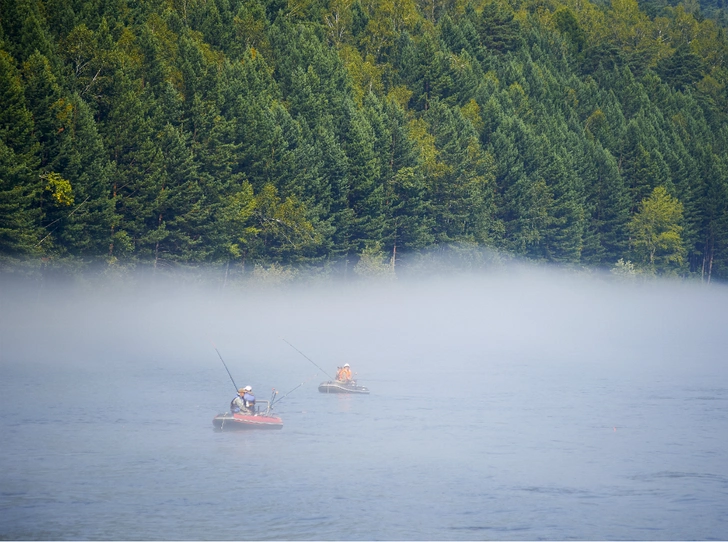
[694,149,727,282]
[0,48,41,261]
[365,93,434,263]
[100,69,160,263]
[423,100,496,245]
[22,51,62,168]
[531,134,586,263]
[552,7,586,53]
[655,45,705,91]
[41,93,113,258]
[475,1,524,54]
[581,141,630,266]
[619,117,672,212]
[342,104,385,250]
[0,0,55,62]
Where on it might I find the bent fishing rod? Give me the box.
[271,373,319,407]
[281,339,335,381]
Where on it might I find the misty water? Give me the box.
[1,267,728,540]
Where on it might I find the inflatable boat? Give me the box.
[212,400,283,430]
[318,380,370,394]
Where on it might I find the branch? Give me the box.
[82,68,103,96]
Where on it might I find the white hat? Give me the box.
[244,385,252,392]
[344,363,350,367]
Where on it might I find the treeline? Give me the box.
[1,0,727,280]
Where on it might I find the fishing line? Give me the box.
[281,338,335,381]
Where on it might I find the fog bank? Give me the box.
[2,265,725,394]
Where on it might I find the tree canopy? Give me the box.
[1,0,728,281]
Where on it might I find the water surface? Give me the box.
[1,273,727,540]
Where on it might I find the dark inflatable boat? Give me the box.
[318,380,370,394]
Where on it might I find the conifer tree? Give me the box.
[655,45,705,91]
[42,94,113,258]
[0,49,41,260]
[343,104,385,248]
[423,100,495,245]
[0,0,727,279]
[0,0,55,62]
[21,51,61,169]
[580,141,630,266]
[475,1,524,54]
[531,135,586,263]
[365,93,434,260]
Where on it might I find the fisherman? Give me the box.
[336,363,352,383]
[231,386,256,415]
[242,386,256,414]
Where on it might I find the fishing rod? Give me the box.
[269,388,278,405]
[281,339,335,381]
[211,341,239,393]
[271,373,319,407]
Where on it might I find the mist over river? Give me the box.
[1,268,727,540]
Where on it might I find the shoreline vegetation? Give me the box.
[0,244,713,291]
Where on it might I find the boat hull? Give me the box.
[213,412,283,430]
[318,381,370,394]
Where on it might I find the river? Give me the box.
[1,271,727,540]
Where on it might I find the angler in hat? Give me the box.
[231,386,256,415]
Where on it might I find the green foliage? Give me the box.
[553,7,586,52]
[475,1,524,54]
[655,45,705,90]
[41,172,74,206]
[0,48,41,259]
[627,186,687,274]
[0,0,727,282]
[610,257,641,280]
[353,241,396,279]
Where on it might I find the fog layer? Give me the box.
[2,269,725,387]
[1,267,727,539]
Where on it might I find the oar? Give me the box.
[281,339,335,381]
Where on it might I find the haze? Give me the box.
[2,264,725,385]
[1,262,727,539]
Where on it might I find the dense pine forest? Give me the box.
[1,0,728,281]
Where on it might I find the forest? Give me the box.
[1,0,727,281]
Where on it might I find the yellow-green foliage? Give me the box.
[628,186,686,274]
[42,173,74,207]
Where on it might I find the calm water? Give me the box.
[1,274,727,540]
